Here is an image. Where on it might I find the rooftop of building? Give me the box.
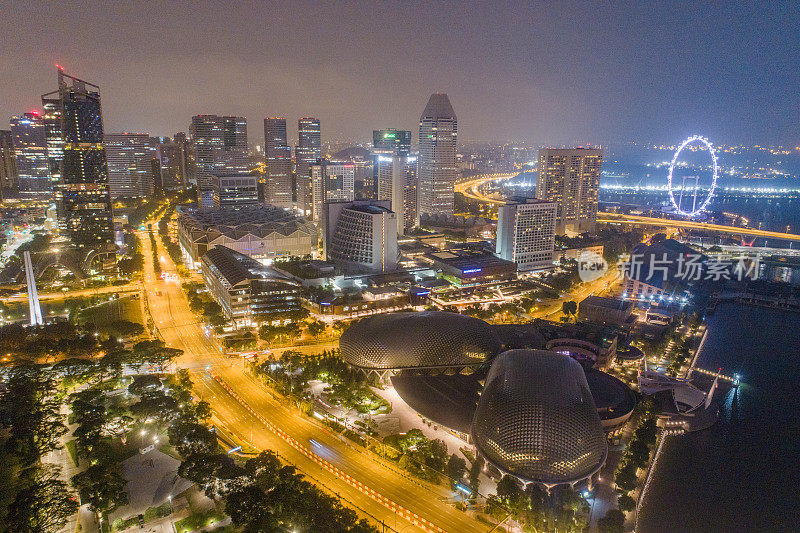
[472,349,607,485]
[178,205,316,239]
[420,93,456,121]
[762,255,800,266]
[398,241,438,255]
[211,172,258,179]
[417,278,452,289]
[272,259,337,280]
[347,204,392,215]
[532,318,620,349]
[634,238,701,260]
[390,364,635,436]
[202,245,296,287]
[580,295,634,311]
[426,248,515,273]
[505,195,557,206]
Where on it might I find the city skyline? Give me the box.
[1,3,798,146]
[2,5,800,533]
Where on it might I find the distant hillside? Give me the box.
[332,146,371,160]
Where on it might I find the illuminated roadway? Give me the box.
[456,173,800,242]
[139,225,488,532]
[4,283,141,303]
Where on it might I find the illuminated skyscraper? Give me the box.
[173,132,197,187]
[190,115,249,207]
[536,148,602,235]
[373,129,411,160]
[373,129,416,234]
[10,113,51,200]
[105,133,156,198]
[212,174,260,209]
[263,117,292,209]
[41,68,114,259]
[155,140,182,191]
[295,117,321,215]
[0,130,18,197]
[310,159,355,222]
[323,199,398,273]
[417,93,457,220]
[41,90,63,195]
[496,197,557,271]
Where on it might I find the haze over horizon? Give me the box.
[2,2,798,146]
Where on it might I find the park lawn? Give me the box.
[77,295,143,327]
[174,509,227,533]
[111,502,172,532]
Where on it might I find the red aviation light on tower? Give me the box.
[55,63,64,71]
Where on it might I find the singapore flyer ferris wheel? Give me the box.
[667,135,719,217]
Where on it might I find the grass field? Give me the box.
[76,295,143,327]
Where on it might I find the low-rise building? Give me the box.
[535,319,620,368]
[177,205,316,269]
[310,292,413,317]
[416,233,447,249]
[759,255,800,286]
[578,295,635,327]
[200,245,302,327]
[554,244,604,262]
[424,248,516,286]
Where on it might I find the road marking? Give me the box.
[208,370,445,533]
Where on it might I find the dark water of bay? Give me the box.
[637,302,800,532]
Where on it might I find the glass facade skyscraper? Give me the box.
[417,93,457,219]
[263,117,292,209]
[310,159,355,222]
[10,112,52,200]
[373,129,416,233]
[105,133,156,198]
[190,115,249,207]
[41,69,114,260]
[295,117,321,215]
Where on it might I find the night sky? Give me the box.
[2,2,798,145]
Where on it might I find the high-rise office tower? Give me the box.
[536,148,603,235]
[41,68,114,258]
[323,199,398,273]
[41,94,63,199]
[10,113,51,200]
[105,133,156,198]
[0,130,18,197]
[373,129,416,234]
[310,160,355,222]
[173,131,197,186]
[496,197,557,271]
[373,129,411,191]
[263,117,292,209]
[190,115,249,207]
[295,117,321,215]
[417,93,457,220]
[155,139,182,190]
[212,174,260,209]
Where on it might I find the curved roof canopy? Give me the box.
[472,349,607,486]
[340,311,500,370]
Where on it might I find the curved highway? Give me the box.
[455,172,800,242]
